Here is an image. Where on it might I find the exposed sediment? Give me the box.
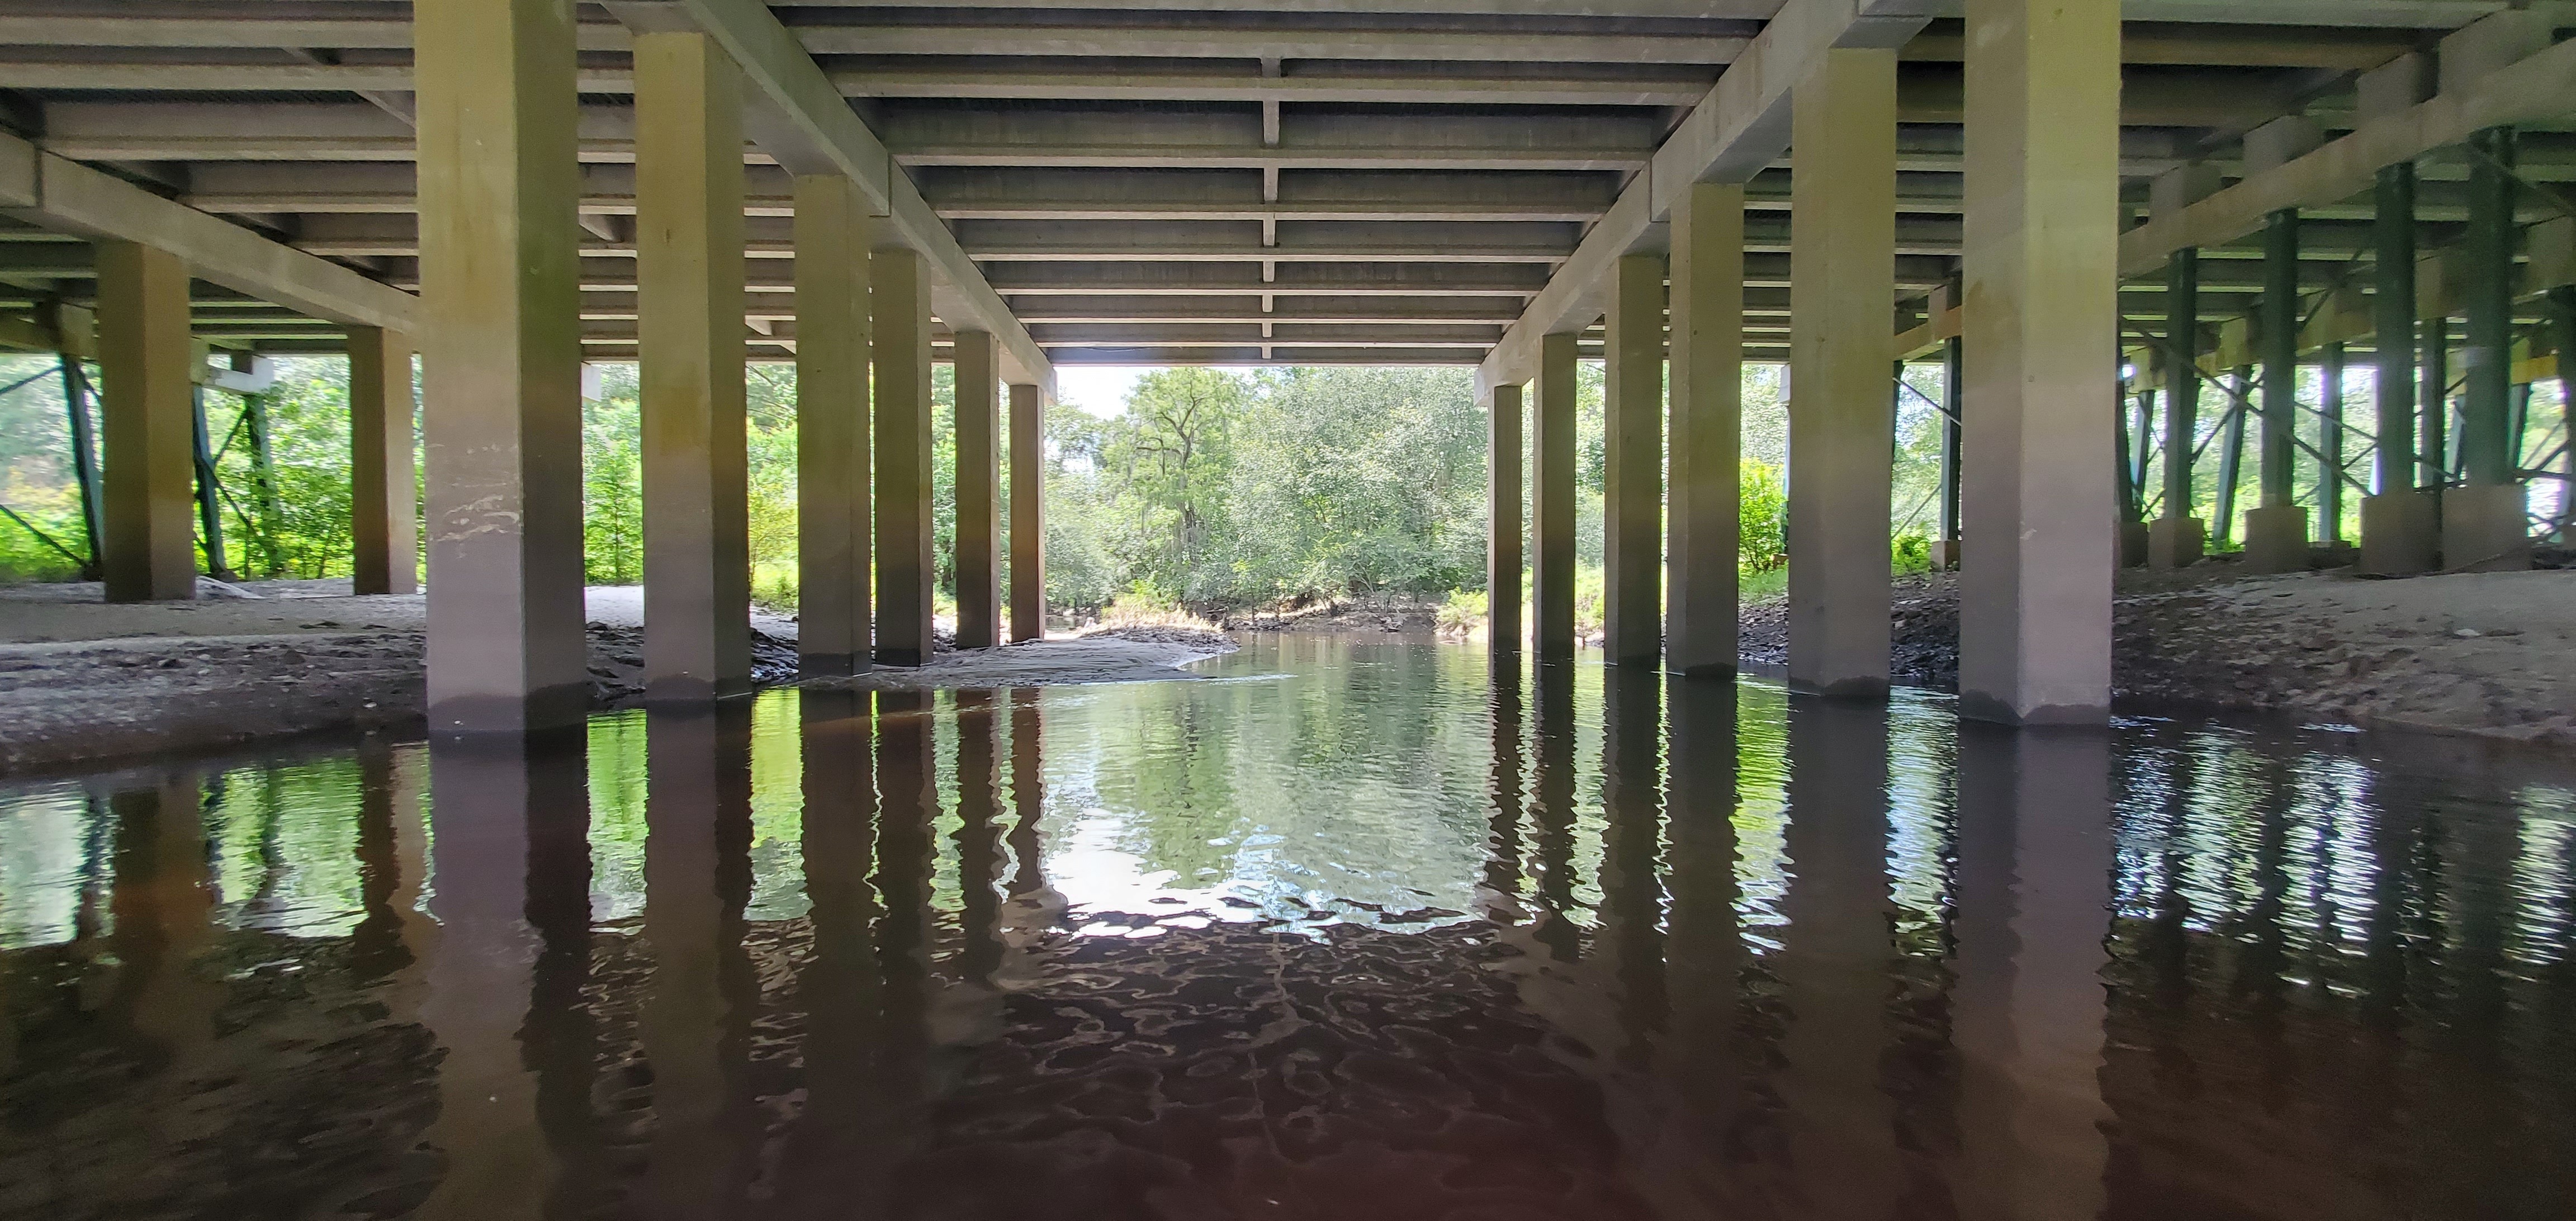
[1741,566,2576,749]
[0,582,1234,773]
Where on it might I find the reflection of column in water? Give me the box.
[1948,724,2113,1220]
[873,690,940,1113]
[1645,674,1748,1214]
[1005,689,1053,905]
[416,731,587,1219]
[641,706,760,1218]
[522,735,604,1217]
[2419,775,2528,1215]
[349,740,416,982]
[1775,698,1900,1218]
[1596,666,1666,1058]
[2237,750,2294,1114]
[1483,655,1527,917]
[2343,766,2438,1199]
[954,690,1006,983]
[103,777,219,1067]
[785,689,889,1217]
[1530,665,1580,959]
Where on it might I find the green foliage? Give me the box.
[581,363,802,593]
[1,355,409,583]
[1047,367,1489,613]
[582,375,645,584]
[0,356,90,581]
[1739,457,1787,573]
[1436,588,1485,636]
[1891,530,1931,575]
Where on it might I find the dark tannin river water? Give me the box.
[4,635,2574,1219]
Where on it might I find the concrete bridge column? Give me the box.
[1957,0,2119,725]
[1008,382,1046,642]
[873,246,935,667]
[1485,380,1522,657]
[1532,333,1579,660]
[417,0,587,732]
[794,174,874,676]
[953,331,1001,650]
[95,239,197,603]
[1603,252,1666,668]
[1666,182,1743,678]
[348,326,417,596]
[636,30,750,704]
[1787,47,1896,699]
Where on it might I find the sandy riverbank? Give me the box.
[0,581,1233,773]
[1741,565,2576,749]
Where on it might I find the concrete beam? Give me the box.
[2119,34,2576,278]
[654,0,1052,395]
[0,131,413,330]
[0,14,1749,64]
[1478,0,1936,397]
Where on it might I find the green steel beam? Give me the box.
[2260,208,2300,506]
[2372,163,2415,496]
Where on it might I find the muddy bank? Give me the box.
[0,581,1233,773]
[0,621,804,775]
[1219,596,1442,634]
[1741,567,2576,748]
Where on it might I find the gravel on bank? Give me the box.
[1740,565,2576,749]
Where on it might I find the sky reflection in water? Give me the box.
[3,633,2574,1219]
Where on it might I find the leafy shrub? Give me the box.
[1740,458,1787,572]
